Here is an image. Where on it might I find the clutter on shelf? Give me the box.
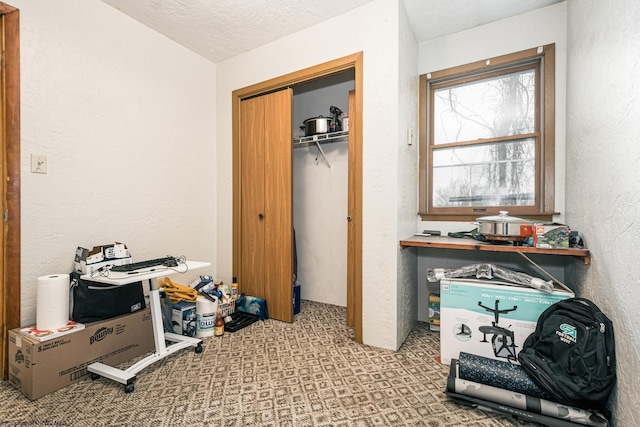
[446,211,582,249]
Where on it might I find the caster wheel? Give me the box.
[124,384,135,394]
[90,373,100,381]
[195,344,203,354]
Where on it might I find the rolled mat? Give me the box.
[458,351,551,400]
[447,359,610,427]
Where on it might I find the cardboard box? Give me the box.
[172,301,197,337]
[534,224,570,249]
[428,293,440,332]
[439,278,573,365]
[74,243,132,275]
[8,308,153,400]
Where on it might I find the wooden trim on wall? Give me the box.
[543,44,555,212]
[1,3,20,380]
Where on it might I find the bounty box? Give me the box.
[439,278,573,365]
[8,308,153,400]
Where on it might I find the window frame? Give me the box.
[419,44,557,221]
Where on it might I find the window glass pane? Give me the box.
[433,69,536,145]
[432,139,535,207]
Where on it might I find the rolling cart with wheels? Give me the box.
[81,261,210,393]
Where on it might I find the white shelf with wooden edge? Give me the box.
[81,260,211,393]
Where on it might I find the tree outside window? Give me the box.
[419,45,556,221]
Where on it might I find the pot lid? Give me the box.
[303,115,331,123]
[477,211,529,223]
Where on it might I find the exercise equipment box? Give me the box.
[439,278,573,365]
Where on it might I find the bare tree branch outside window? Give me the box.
[431,67,537,208]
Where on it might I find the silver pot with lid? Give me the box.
[475,211,532,238]
[301,116,332,136]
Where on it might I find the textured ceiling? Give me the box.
[403,0,564,42]
[100,0,564,64]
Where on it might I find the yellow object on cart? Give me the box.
[158,277,198,303]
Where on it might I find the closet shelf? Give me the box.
[293,130,348,148]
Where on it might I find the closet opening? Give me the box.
[232,52,363,342]
[291,69,354,311]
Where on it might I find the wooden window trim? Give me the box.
[419,44,556,222]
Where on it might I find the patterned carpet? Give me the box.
[0,300,538,427]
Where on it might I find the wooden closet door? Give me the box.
[239,88,293,322]
[240,96,266,299]
[346,90,356,328]
[263,89,293,322]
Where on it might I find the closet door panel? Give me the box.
[347,90,356,328]
[263,88,293,323]
[240,96,266,298]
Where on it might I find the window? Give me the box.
[419,45,556,220]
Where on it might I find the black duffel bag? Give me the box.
[70,271,146,323]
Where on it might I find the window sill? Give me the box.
[419,212,560,222]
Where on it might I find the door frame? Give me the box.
[232,52,363,342]
[0,2,20,379]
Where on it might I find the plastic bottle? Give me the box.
[231,283,238,299]
[214,309,224,337]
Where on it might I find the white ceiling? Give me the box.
[100,0,564,64]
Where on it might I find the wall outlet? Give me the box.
[31,154,47,174]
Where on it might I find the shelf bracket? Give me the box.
[314,140,331,168]
[517,252,571,292]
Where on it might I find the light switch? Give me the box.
[407,128,414,145]
[31,154,47,174]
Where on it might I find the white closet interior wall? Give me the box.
[293,71,354,307]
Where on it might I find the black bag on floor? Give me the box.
[70,271,146,323]
[518,297,616,411]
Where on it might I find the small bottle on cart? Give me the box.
[231,283,238,299]
[214,309,224,337]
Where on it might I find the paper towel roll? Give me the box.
[196,296,218,338]
[36,274,70,330]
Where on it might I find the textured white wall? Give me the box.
[396,2,419,349]
[417,2,568,235]
[14,0,217,326]
[565,0,640,424]
[216,0,407,349]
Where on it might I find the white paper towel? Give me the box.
[196,296,218,338]
[36,274,70,330]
